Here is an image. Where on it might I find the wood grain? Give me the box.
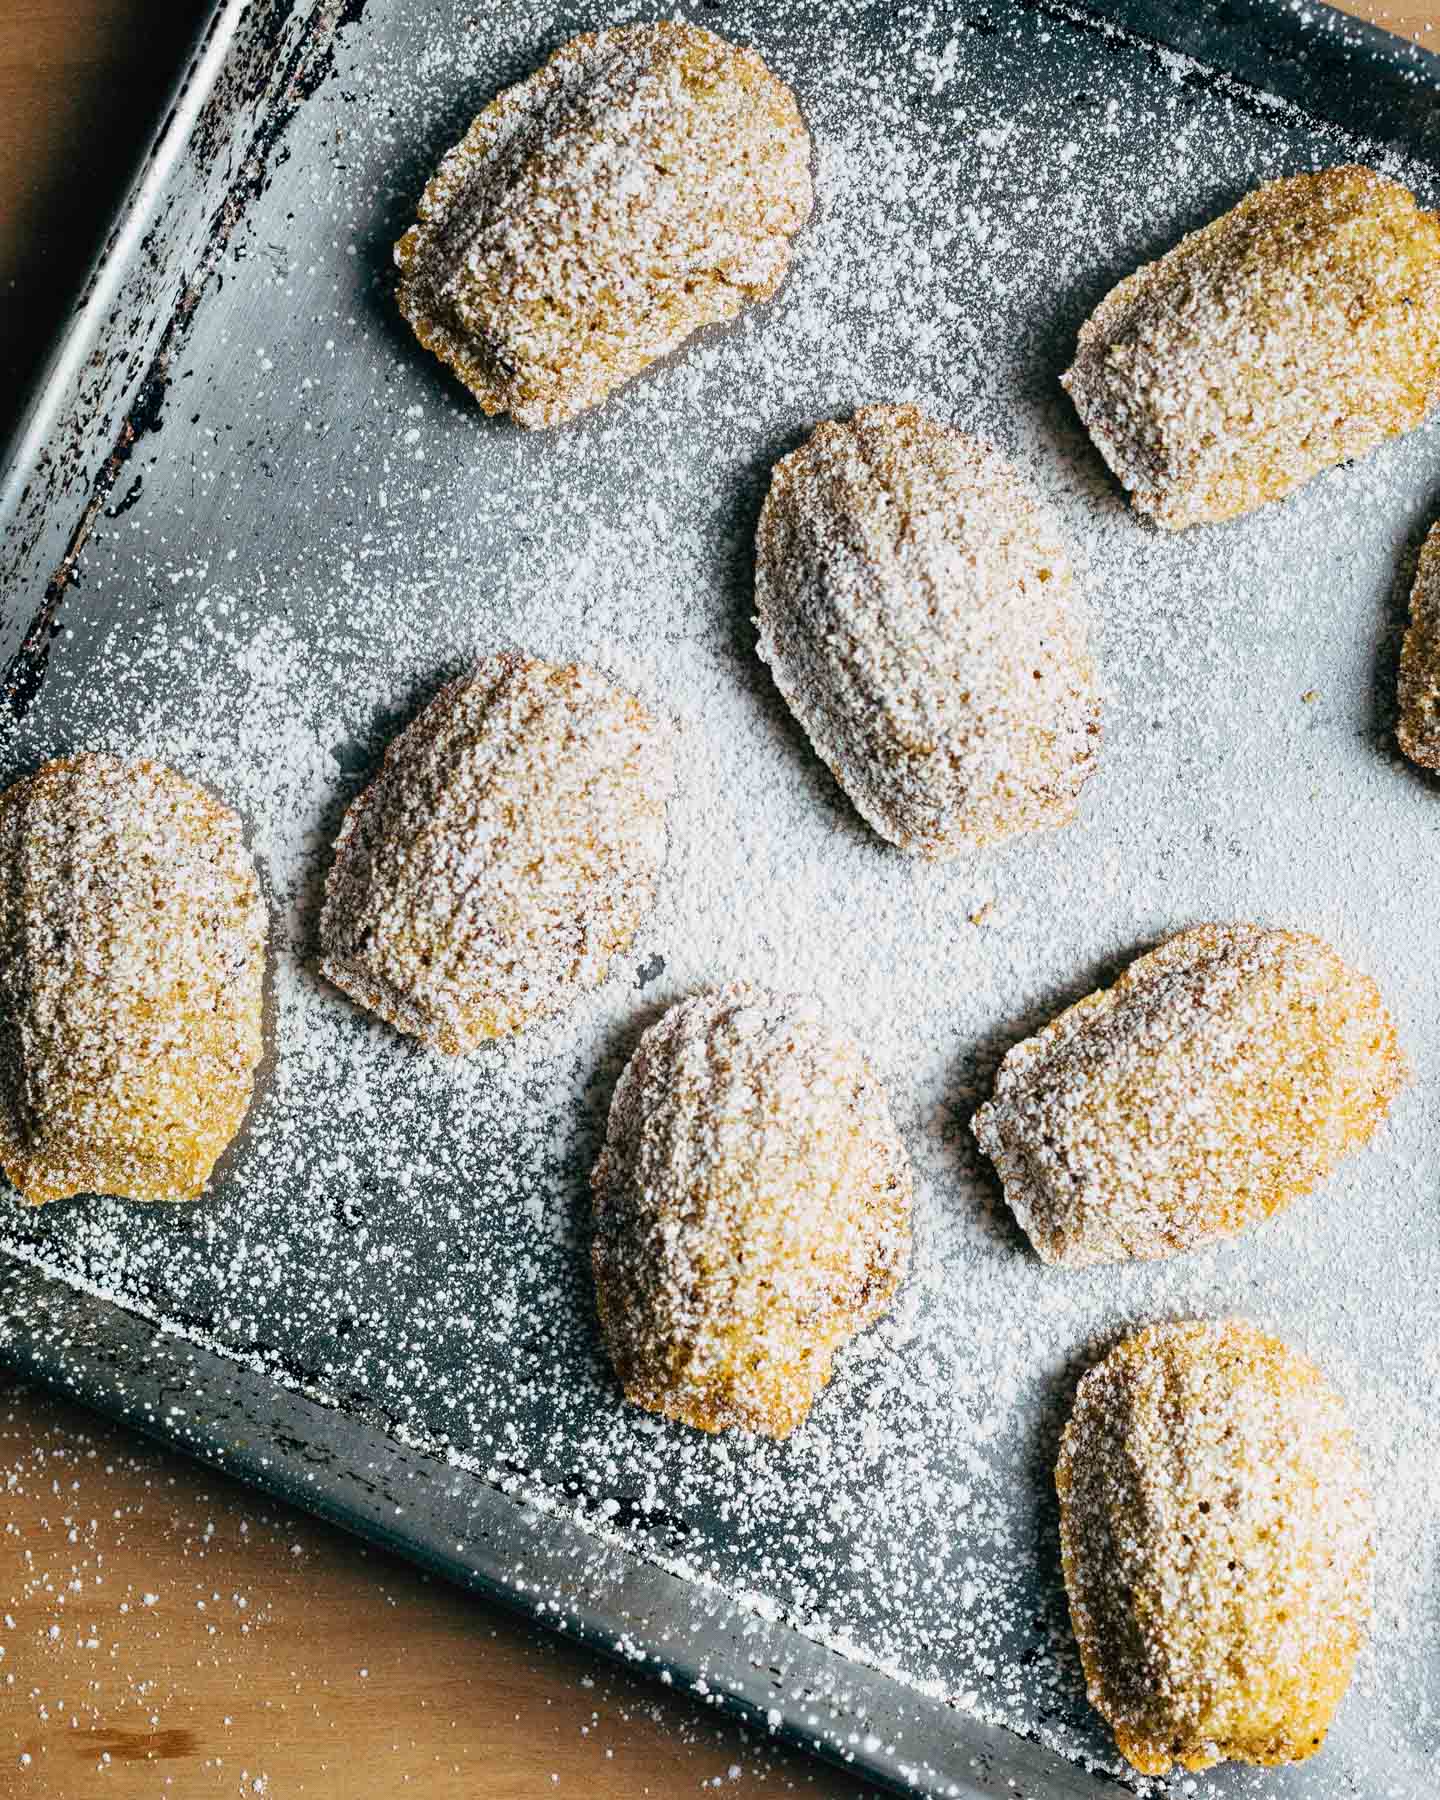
[1,1,1437,1795]
[0,1379,875,1796]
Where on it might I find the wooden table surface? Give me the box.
[0,1,1435,1794]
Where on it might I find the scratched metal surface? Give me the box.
[2,4,1440,1797]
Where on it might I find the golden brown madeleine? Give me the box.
[754,403,1100,858]
[972,923,1406,1267]
[394,23,812,428]
[591,983,912,1438]
[1063,165,1440,530]
[1057,1319,1373,1776]
[1397,520,1440,769]
[319,654,675,1054]
[0,754,266,1207]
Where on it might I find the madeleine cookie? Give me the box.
[1058,1319,1373,1775]
[1397,520,1440,769]
[755,403,1100,857]
[972,923,1405,1266]
[591,983,912,1438]
[0,754,266,1206]
[1064,166,1440,529]
[395,23,812,427]
[320,654,675,1053]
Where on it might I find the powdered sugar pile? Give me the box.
[2,1,1439,1794]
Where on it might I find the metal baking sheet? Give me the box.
[3,3,1440,1795]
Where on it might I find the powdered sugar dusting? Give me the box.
[972,922,1407,1268]
[1397,519,1440,770]
[0,756,265,1207]
[1058,1319,1374,1776]
[592,981,912,1439]
[755,402,1100,857]
[1062,164,1440,530]
[319,652,675,1053]
[395,21,812,427]
[2,1,1439,1794]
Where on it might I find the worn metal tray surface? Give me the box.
[3,1,1440,1794]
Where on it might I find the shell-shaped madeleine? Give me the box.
[754,403,1100,858]
[591,983,912,1438]
[1063,165,1440,530]
[394,22,812,428]
[319,654,675,1054]
[0,754,266,1206]
[972,923,1406,1267]
[1057,1319,1373,1776]
[1397,520,1440,770]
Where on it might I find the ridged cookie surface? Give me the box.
[972,923,1405,1266]
[755,403,1100,857]
[0,754,266,1206]
[591,983,912,1438]
[395,22,812,427]
[1063,165,1440,529]
[1057,1319,1373,1776]
[1397,520,1440,770]
[320,654,675,1054]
